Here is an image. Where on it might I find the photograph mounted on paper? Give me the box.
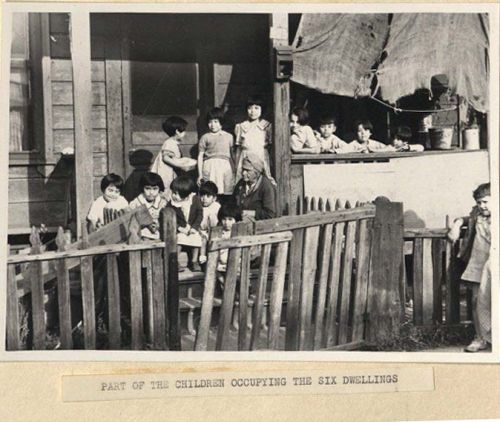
[2,6,496,357]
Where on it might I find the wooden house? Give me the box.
[7,12,491,242]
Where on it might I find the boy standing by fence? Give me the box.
[448,182,491,352]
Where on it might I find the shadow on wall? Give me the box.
[123,149,154,202]
[403,210,426,229]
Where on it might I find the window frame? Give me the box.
[9,13,55,166]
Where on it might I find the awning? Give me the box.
[292,13,489,112]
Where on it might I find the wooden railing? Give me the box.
[6,207,180,351]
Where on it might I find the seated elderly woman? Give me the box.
[232,152,277,221]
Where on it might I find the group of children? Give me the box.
[289,107,424,154]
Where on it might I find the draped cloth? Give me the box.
[292,13,489,112]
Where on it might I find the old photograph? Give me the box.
[2,6,497,356]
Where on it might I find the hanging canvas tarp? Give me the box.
[376,13,489,112]
[292,14,390,98]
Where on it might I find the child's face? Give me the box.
[247,104,262,121]
[208,119,222,133]
[476,195,491,217]
[143,185,160,202]
[392,137,405,148]
[222,216,236,231]
[201,194,216,207]
[171,191,182,202]
[290,114,301,134]
[357,125,371,143]
[103,184,120,201]
[319,123,336,139]
[175,129,186,140]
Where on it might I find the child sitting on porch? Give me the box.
[338,120,386,153]
[289,107,321,154]
[198,181,221,266]
[150,116,192,200]
[167,175,204,271]
[197,107,235,196]
[129,172,167,240]
[234,96,274,184]
[315,114,348,153]
[385,126,424,152]
[216,202,242,292]
[447,182,491,352]
[87,173,129,232]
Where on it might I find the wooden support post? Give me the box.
[366,198,404,343]
[270,14,291,217]
[70,11,93,238]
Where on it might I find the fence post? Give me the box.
[366,197,404,343]
[162,207,181,351]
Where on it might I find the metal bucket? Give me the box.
[429,127,453,150]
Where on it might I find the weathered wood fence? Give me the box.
[6,207,181,351]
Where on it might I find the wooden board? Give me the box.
[432,238,444,324]
[106,253,121,349]
[52,105,107,130]
[413,238,424,325]
[268,241,288,350]
[51,59,105,82]
[8,178,70,204]
[6,265,20,351]
[422,238,434,325]
[151,249,166,349]
[129,251,144,350]
[250,244,271,350]
[51,81,106,106]
[53,129,107,153]
[8,201,68,230]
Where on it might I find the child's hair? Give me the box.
[170,175,196,199]
[394,126,412,143]
[162,116,188,137]
[355,119,374,132]
[199,181,218,197]
[319,114,337,126]
[218,202,242,223]
[140,172,165,192]
[246,95,265,110]
[473,183,490,200]
[101,173,124,192]
[207,107,225,125]
[290,107,309,125]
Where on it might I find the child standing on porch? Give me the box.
[129,172,167,240]
[87,173,129,231]
[447,182,491,352]
[198,181,221,266]
[150,116,188,200]
[167,175,204,271]
[197,107,235,196]
[289,107,321,154]
[234,96,274,184]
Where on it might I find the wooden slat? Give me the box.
[51,81,106,105]
[431,238,444,324]
[106,253,121,349]
[29,229,45,350]
[268,241,289,350]
[142,251,154,344]
[404,228,449,238]
[55,228,72,349]
[250,244,272,350]
[80,226,96,349]
[351,219,372,342]
[151,249,166,349]
[209,231,293,251]
[422,238,434,325]
[51,59,105,82]
[412,238,424,325]
[313,223,333,349]
[129,251,143,350]
[163,207,181,351]
[194,251,219,351]
[70,11,94,238]
[445,241,461,324]
[324,222,345,347]
[298,225,320,350]
[238,247,251,351]
[215,223,249,350]
[6,264,20,351]
[337,220,357,344]
[285,228,303,350]
[255,206,376,234]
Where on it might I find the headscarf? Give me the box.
[242,152,265,174]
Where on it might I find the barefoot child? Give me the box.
[289,107,321,154]
[197,107,235,196]
[316,114,348,153]
[167,175,203,271]
[234,96,273,183]
[87,173,129,231]
[198,181,221,265]
[129,172,167,240]
[448,183,491,352]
